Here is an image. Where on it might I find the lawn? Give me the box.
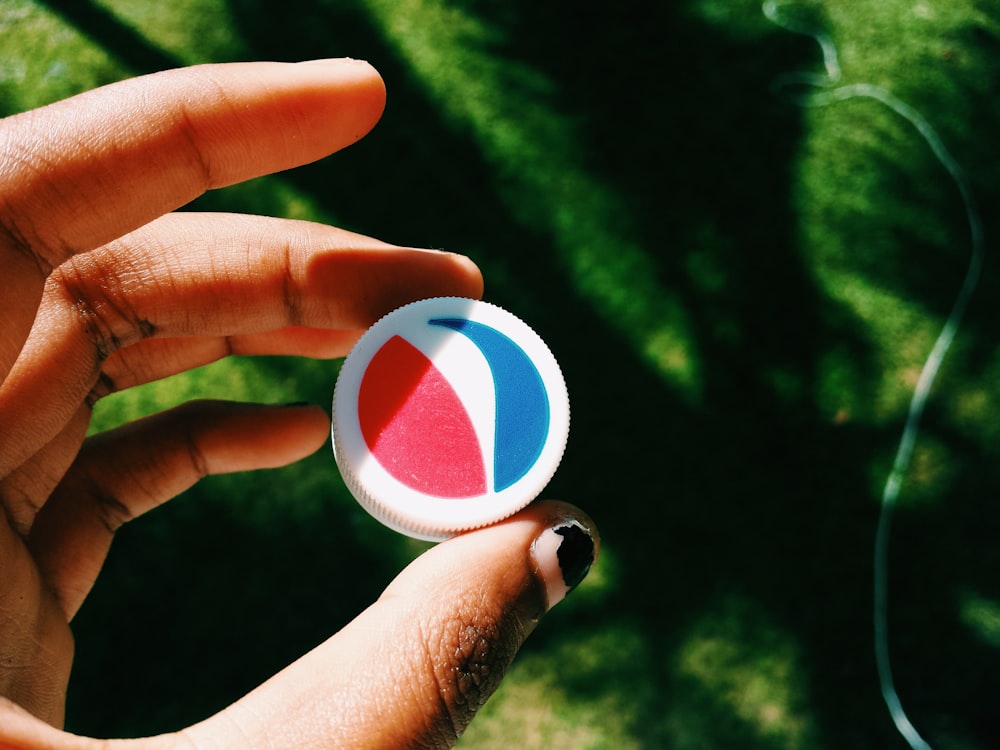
[2,0,998,747]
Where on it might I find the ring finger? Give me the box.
[27,400,331,619]
[93,326,363,402]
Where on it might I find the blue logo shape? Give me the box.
[430,318,550,492]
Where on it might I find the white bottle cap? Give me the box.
[332,297,569,541]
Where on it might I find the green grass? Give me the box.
[3,0,1000,746]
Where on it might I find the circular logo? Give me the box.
[332,297,569,540]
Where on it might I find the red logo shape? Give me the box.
[357,335,487,497]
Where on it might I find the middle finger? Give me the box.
[0,213,483,476]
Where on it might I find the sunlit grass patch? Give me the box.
[94,0,248,64]
[672,595,819,750]
[89,355,333,433]
[0,0,126,112]
[460,621,648,750]
[815,273,942,420]
[958,590,1000,649]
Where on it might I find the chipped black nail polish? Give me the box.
[531,520,596,610]
[554,523,595,591]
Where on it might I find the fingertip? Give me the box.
[453,251,485,299]
[405,248,483,301]
[498,500,599,612]
[189,401,331,472]
[425,248,485,298]
[304,244,485,327]
[390,499,599,618]
[296,57,386,138]
[264,401,332,458]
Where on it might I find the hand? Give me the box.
[0,60,598,749]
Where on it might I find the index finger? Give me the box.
[0,59,386,271]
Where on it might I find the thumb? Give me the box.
[0,502,596,750]
[179,500,598,750]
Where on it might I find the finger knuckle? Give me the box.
[172,98,217,189]
[0,207,45,271]
[49,254,157,361]
[92,488,134,534]
[0,126,67,269]
[279,241,304,327]
[182,421,211,480]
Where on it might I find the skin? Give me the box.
[0,59,598,749]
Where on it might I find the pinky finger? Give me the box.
[28,400,329,620]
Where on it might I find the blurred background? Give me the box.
[2,0,999,747]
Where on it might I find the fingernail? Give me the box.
[297,57,368,67]
[530,520,596,611]
[294,59,382,82]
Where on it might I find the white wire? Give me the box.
[763,4,985,749]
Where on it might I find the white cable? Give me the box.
[763,4,985,749]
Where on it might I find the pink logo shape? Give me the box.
[357,335,487,498]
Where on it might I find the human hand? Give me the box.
[0,60,598,749]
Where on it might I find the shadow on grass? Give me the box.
[40,0,1000,747]
[34,0,178,73]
